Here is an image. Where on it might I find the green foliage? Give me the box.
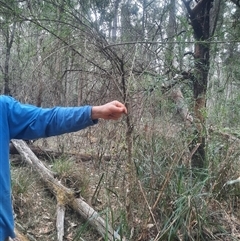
[11,167,34,195]
[130,110,240,240]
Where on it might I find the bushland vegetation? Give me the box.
[2,0,240,240]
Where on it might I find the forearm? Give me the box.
[8,101,97,139]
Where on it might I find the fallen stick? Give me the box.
[56,203,65,241]
[11,139,125,241]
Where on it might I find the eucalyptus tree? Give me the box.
[178,0,221,168]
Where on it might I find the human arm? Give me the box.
[3,96,126,140]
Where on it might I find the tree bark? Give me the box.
[182,0,216,168]
[11,139,126,241]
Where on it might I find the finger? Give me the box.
[114,101,127,114]
[121,107,127,114]
[113,101,124,108]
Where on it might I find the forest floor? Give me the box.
[9,120,240,241]
[10,120,128,241]
[11,155,105,241]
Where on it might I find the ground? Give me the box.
[9,121,240,241]
[10,124,126,241]
[11,157,103,241]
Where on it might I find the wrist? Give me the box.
[91,106,101,120]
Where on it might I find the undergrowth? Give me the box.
[10,118,240,241]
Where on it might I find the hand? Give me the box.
[91,101,127,120]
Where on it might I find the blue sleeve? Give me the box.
[4,96,98,140]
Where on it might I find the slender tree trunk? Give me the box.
[112,0,120,42]
[3,21,16,95]
[165,0,176,70]
[36,32,44,107]
[121,1,131,42]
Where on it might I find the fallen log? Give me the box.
[11,139,126,241]
[9,143,111,162]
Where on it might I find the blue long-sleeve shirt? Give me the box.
[0,95,97,240]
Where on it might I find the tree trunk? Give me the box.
[191,41,210,168]
[36,32,44,107]
[112,0,120,42]
[3,21,16,95]
[182,0,216,168]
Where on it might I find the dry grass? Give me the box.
[10,116,240,241]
